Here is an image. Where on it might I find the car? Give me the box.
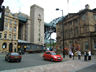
[5,52,22,62]
[43,51,63,62]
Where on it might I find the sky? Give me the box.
[2,0,96,23]
[2,0,96,39]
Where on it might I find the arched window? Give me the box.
[2,42,7,48]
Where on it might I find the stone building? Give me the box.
[30,4,44,45]
[16,12,30,42]
[0,4,45,52]
[0,6,18,52]
[56,4,96,54]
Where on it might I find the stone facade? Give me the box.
[0,4,45,52]
[30,4,44,45]
[0,6,18,52]
[17,12,30,42]
[56,5,96,54]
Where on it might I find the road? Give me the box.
[0,53,56,71]
[0,53,96,72]
[76,64,96,72]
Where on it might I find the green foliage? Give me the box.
[45,42,56,48]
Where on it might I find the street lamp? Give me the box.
[56,8,65,58]
[49,27,52,50]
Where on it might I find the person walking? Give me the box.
[77,50,81,60]
[72,52,74,60]
[69,50,73,58]
[46,47,50,51]
[88,50,91,60]
[84,50,88,61]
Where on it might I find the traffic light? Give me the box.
[0,6,5,31]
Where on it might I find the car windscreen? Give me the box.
[11,53,19,56]
[51,52,56,55]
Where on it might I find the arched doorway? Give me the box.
[9,43,13,52]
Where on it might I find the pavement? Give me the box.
[0,53,96,72]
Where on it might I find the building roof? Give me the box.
[61,8,96,22]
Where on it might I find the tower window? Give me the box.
[4,34,7,39]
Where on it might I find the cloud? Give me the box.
[2,0,96,23]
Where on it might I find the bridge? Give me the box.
[44,17,63,43]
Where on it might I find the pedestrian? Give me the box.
[69,50,73,58]
[88,50,91,60]
[71,52,74,59]
[77,50,81,60]
[84,50,88,61]
[46,47,50,51]
[50,47,53,51]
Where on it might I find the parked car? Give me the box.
[43,51,63,62]
[5,52,22,62]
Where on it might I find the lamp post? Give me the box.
[56,8,65,58]
[49,27,52,50]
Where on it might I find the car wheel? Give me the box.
[18,59,21,62]
[5,58,7,61]
[50,58,54,62]
[7,59,10,62]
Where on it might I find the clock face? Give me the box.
[0,12,2,18]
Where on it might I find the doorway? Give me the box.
[9,43,13,52]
